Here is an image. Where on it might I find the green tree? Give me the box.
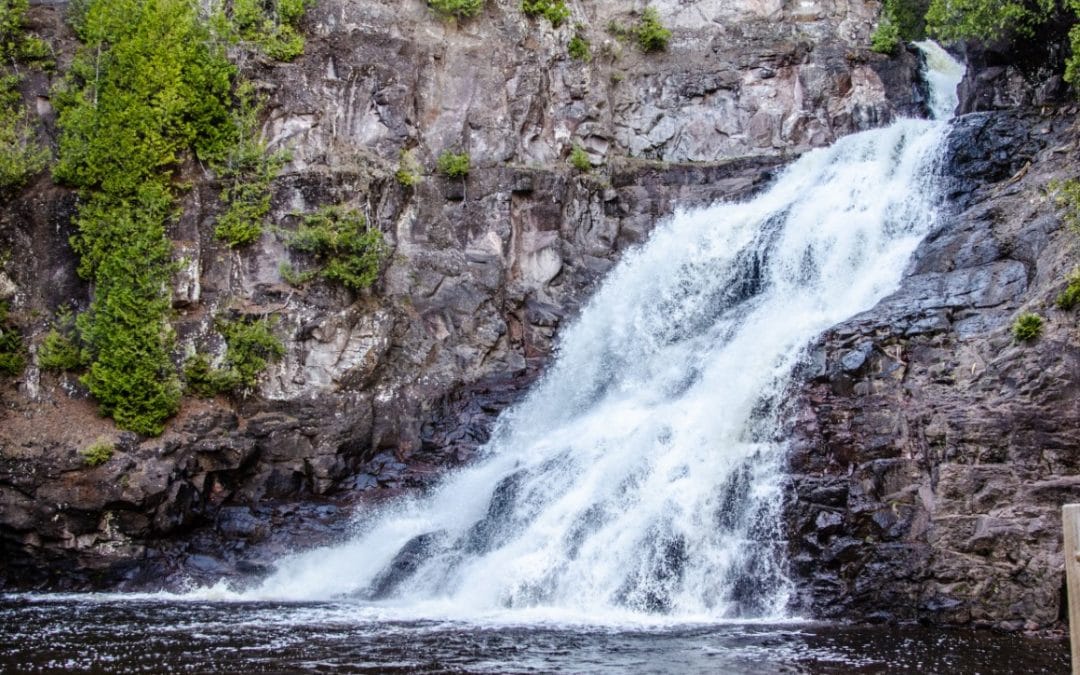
[53,0,237,435]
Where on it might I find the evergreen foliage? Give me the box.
[522,0,570,27]
[228,0,314,61]
[395,148,421,188]
[283,206,386,292]
[80,438,114,466]
[437,150,470,178]
[54,0,236,435]
[0,301,24,377]
[871,17,902,54]
[1058,268,1080,310]
[52,0,313,435]
[38,305,85,371]
[569,144,591,171]
[184,315,284,397]
[428,0,483,19]
[568,31,590,60]
[213,82,288,247]
[0,0,50,191]
[925,0,1054,41]
[634,7,671,53]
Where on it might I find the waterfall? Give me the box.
[216,45,965,623]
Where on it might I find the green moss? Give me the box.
[569,144,591,172]
[522,0,570,27]
[428,0,483,19]
[0,301,24,377]
[284,206,387,292]
[80,438,114,467]
[634,7,671,53]
[437,150,470,178]
[1012,312,1043,342]
[38,305,85,372]
[1057,269,1080,310]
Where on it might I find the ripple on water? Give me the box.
[0,598,1069,674]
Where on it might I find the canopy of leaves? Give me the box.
[925,0,1055,41]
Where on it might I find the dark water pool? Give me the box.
[0,598,1069,673]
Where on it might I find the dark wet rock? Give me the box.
[463,471,525,555]
[785,107,1080,631]
[368,531,447,600]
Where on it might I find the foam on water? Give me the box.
[197,44,965,624]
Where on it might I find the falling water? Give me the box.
[215,45,965,623]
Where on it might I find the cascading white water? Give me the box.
[208,45,965,623]
[916,40,965,120]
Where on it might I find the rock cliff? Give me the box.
[0,0,925,590]
[786,107,1080,631]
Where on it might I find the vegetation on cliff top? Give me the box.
[872,0,1080,83]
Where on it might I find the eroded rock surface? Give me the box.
[786,108,1080,631]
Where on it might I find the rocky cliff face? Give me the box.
[786,107,1080,631]
[0,0,926,589]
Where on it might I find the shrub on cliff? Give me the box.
[634,7,671,53]
[80,438,114,467]
[396,149,422,188]
[871,17,902,54]
[213,83,289,248]
[428,0,483,19]
[0,302,24,377]
[38,305,85,372]
[283,206,387,292]
[0,0,50,191]
[52,0,314,435]
[522,0,570,27]
[184,315,285,397]
[53,0,237,435]
[1012,313,1043,342]
[568,31,590,60]
[926,0,1054,42]
[228,0,315,61]
[437,150,470,178]
[569,145,591,172]
[1057,269,1080,310]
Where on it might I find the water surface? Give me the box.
[0,598,1067,673]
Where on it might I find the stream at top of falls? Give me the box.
[5,42,1068,674]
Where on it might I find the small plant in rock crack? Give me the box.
[1012,312,1043,342]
